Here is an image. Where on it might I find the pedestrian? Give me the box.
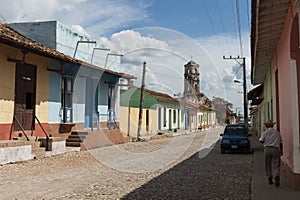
[259,119,283,187]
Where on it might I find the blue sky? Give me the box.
[143,0,250,38]
[0,0,251,114]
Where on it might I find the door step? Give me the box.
[66,131,88,147]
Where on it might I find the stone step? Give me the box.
[32,147,45,159]
[68,135,87,139]
[70,131,89,136]
[13,136,38,141]
[66,137,84,143]
[66,141,81,147]
[66,131,89,148]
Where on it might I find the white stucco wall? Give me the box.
[0,145,32,165]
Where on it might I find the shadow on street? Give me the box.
[121,140,253,200]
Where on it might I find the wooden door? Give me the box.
[14,64,36,131]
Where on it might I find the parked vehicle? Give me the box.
[220,124,251,154]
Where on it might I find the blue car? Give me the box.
[220,124,251,154]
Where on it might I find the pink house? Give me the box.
[251,0,300,190]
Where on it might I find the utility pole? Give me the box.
[223,56,248,129]
[137,62,146,140]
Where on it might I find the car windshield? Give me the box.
[224,125,247,136]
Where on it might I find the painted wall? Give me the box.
[119,106,157,137]
[268,3,300,180]
[272,7,296,173]
[0,44,16,127]
[157,107,184,132]
[208,111,216,126]
[0,43,50,139]
[9,21,57,50]
[48,60,62,124]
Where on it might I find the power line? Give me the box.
[246,0,251,30]
[235,0,243,57]
[203,0,226,55]
[0,13,6,23]
[231,0,240,54]
[216,0,232,53]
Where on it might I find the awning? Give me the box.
[251,0,290,84]
[247,84,263,100]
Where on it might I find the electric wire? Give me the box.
[236,0,243,57]
[246,0,251,31]
[216,0,232,54]
[203,0,227,56]
[231,0,240,54]
[0,13,6,23]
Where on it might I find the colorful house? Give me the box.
[8,21,126,132]
[251,0,300,189]
[120,87,185,137]
[198,104,216,129]
[0,23,133,146]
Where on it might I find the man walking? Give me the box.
[259,119,283,187]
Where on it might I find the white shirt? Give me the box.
[259,128,283,147]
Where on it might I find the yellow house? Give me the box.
[120,87,184,138]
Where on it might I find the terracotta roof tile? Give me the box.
[143,88,179,103]
[0,23,135,79]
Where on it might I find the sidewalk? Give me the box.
[251,136,300,200]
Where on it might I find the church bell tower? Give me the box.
[184,60,200,98]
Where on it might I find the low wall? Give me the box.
[39,137,66,156]
[0,141,32,165]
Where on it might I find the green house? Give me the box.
[120,87,184,137]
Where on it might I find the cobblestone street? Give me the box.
[0,127,253,199]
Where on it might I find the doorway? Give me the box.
[14,64,37,131]
[169,109,172,130]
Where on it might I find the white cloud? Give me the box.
[0,0,151,36]
[71,25,90,37]
[100,30,170,54]
[97,27,252,109]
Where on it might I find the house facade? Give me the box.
[120,87,185,137]
[7,21,129,136]
[0,23,133,142]
[251,0,300,189]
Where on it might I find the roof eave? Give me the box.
[251,0,290,85]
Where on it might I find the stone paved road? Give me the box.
[0,127,253,199]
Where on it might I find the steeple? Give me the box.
[183,60,200,98]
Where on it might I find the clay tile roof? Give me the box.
[0,23,135,79]
[143,88,179,103]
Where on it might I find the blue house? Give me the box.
[8,21,130,136]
